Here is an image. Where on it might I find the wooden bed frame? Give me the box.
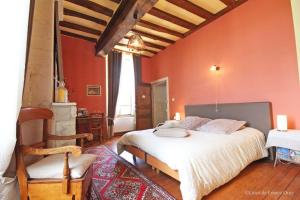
[123,102,273,182]
[124,145,180,181]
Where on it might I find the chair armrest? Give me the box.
[21,145,82,157]
[47,133,93,141]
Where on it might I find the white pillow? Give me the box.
[153,128,189,138]
[179,116,211,130]
[197,119,246,134]
[156,120,181,129]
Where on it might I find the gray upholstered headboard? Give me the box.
[185,102,273,136]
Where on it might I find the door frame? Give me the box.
[151,77,170,125]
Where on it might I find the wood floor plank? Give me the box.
[278,169,300,200]
[205,161,275,200]
[263,165,300,200]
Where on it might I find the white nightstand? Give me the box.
[266,129,300,167]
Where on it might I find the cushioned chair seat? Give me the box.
[27,154,97,179]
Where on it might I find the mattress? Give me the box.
[117,127,268,200]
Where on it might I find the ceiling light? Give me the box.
[127,10,144,53]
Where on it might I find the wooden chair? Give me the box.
[89,113,104,144]
[17,107,95,200]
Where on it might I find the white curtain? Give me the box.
[0,1,30,199]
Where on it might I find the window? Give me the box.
[116,53,135,116]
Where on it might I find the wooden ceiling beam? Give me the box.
[132,29,176,44]
[219,0,236,6]
[110,0,121,3]
[117,43,158,54]
[64,8,107,26]
[59,21,101,35]
[124,36,166,50]
[148,7,197,30]
[185,0,248,37]
[166,0,213,19]
[138,20,184,38]
[61,30,97,43]
[65,0,113,17]
[95,0,158,56]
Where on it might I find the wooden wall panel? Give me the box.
[136,84,153,130]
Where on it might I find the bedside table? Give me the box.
[266,129,300,167]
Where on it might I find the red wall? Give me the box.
[142,0,300,128]
[61,35,106,113]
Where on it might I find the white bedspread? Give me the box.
[117,127,268,200]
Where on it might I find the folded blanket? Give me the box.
[153,128,189,138]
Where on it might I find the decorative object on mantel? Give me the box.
[85,146,175,200]
[127,10,145,53]
[87,85,101,96]
[56,81,69,103]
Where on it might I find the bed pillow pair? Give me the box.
[196,119,246,134]
[156,116,210,130]
[179,116,211,130]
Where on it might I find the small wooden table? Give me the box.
[266,129,300,166]
[76,113,104,145]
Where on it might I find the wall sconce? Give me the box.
[174,112,181,121]
[210,65,220,71]
[277,115,288,131]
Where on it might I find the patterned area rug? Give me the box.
[85,146,176,200]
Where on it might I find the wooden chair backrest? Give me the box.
[16,107,54,182]
[17,107,53,147]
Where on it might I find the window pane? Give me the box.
[116,53,135,116]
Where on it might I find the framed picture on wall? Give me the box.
[87,85,101,96]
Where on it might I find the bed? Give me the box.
[117,102,273,200]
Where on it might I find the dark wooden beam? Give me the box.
[219,0,236,6]
[117,43,158,54]
[185,0,248,37]
[138,20,184,38]
[110,0,121,3]
[95,0,158,56]
[65,0,113,17]
[132,29,175,44]
[166,0,213,19]
[64,8,107,26]
[124,36,166,50]
[143,41,166,50]
[59,21,101,35]
[61,30,97,43]
[148,7,197,30]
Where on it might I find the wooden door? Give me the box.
[136,84,152,130]
[152,82,168,127]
